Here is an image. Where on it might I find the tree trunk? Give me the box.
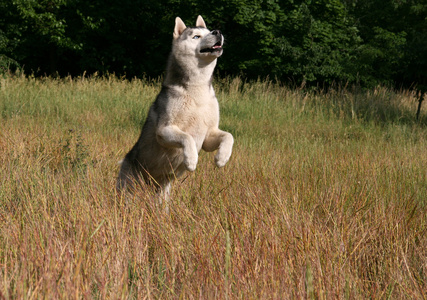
[416,91,424,120]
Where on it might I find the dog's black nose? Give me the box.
[211,30,221,36]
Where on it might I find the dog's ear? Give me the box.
[174,17,187,39]
[196,15,207,28]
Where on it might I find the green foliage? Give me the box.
[273,0,362,84]
[353,27,407,86]
[348,0,427,88]
[13,0,71,47]
[0,0,425,87]
[0,0,21,72]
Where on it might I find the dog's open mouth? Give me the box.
[200,41,223,53]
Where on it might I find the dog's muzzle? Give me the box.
[200,30,223,54]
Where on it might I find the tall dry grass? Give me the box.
[0,74,426,298]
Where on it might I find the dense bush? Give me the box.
[0,0,426,88]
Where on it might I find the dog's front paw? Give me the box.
[184,151,198,172]
[214,133,233,168]
[215,152,231,168]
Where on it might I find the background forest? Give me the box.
[1,0,426,89]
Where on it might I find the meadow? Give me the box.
[0,74,426,298]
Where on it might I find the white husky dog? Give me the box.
[117,15,234,206]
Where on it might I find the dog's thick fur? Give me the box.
[117,15,234,204]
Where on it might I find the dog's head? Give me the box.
[173,15,224,61]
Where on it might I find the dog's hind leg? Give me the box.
[116,158,147,194]
[116,159,132,193]
[158,181,172,213]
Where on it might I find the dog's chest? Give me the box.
[184,92,218,125]
[175,89,219,144]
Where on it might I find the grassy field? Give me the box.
[0,74,426,298]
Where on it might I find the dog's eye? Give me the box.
[193,35,201,39]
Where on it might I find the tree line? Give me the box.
[0,0,426,89]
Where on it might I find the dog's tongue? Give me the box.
[213,45,222,49]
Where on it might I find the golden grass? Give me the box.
[0,74,426,298]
